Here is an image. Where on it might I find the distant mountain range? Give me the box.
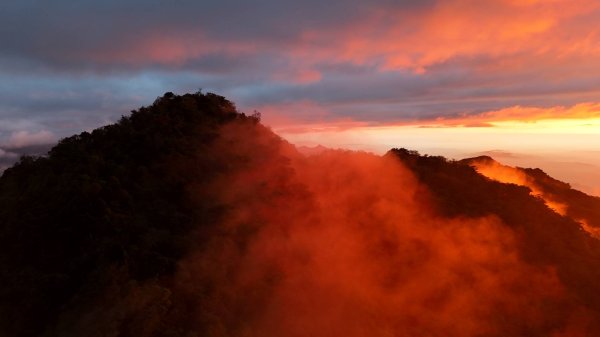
[1,92,599,337]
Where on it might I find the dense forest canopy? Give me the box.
[1,92,600,337]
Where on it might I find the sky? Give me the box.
[1,0,600,193]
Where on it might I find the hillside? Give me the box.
[1,92,600,337]
[462,155,600,237]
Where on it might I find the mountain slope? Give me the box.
[462,155,600,237]
[1,92,600,336]
[0,92,268,336]
[395,150,600,320]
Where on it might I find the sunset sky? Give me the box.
[1,0,599,193]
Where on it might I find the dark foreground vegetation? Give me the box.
[1,92,600,337]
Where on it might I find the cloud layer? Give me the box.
[1,0,600,141]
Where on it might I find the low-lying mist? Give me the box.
[170,121,589,337]
[469,156,600,240]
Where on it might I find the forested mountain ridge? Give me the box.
[460,155,600,236]
[1,92,600,337]
[0,92,266,336]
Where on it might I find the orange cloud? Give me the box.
[293,0,600,73]
[466,157,600,239]
[266,101,600,132]
[468,157,568,214]
[60,0,600,80]
[176,126,586,335]
[271,68,322,84]
[421,102,600,127]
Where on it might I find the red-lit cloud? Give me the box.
[417,102,600,127]
[467,157,600,239]
[170,123,593,336]
[265,101,600,132]
[59,0,600,75]
[321,0,600,72]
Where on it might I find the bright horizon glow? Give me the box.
[273,105,600,195]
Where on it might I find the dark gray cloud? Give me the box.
[0,143,54,174]
[0,0,599,140]
[0,0,433,72]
